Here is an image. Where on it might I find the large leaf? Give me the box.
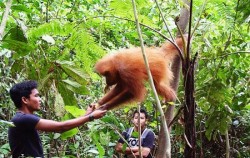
[54,91,65,117]
[62,79,89,95]
[60,113,79,139]
[27,20,74,41]
[58,82,77,106]
[1,40,34,59]
[3,26,27,42]
[61,128,78,140]
[245,104,250,110]
[64,106,86,117]
[11,4,32,13]
[56,60,88,85]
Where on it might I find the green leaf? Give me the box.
[205,128,213,141]
[87,149,99,154]
[109,0,155,27]
[64,28,105,78]
[11,4,32,13]
[61,128,78,140]
[202,79,232,106]
[101,115,122,127]
[64,106,86,117]
[0,120,15,127]
[54,91,65,117]
[0,143,10,155]
[26,60,38,79]
[3,26,27,42]
[131,131,139,138]
[53,133,61,139]
[224,105,233,114]
[28,20,74,41]
[41,35,55,45]
[62,79,89,95]
[96,142,105,157]
[56,60,88,85]
[244,104,250,110]
[1,40,34,59]
[122,143,127,152]
[39,73,54,90]
[74,141,80,149]
[110,0,149,17]
[218,116,231,135]
[100,132,110,146]
[58,81,77,106]
[10,59,23,77]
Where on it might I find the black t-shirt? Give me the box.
[8,112,44,158]
[118,127,155,158]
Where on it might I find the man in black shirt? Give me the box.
[115,109,155,158]
[8,80,106,158]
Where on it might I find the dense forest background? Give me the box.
[0,0,249,157]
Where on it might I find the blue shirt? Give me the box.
[8,112,43,158]
[118,127,155,158]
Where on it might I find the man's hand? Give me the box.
[91,109,107,119]
[85,104,96,115]
[90,102,101,109]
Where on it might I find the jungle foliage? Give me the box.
[0,0,249,157]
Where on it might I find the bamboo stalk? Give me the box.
[130,0,171,157]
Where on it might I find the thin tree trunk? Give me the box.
[156,0,190,157]
[156,56,181,158]
[183,59,196,158]
[131,0,171,157]
[183,0,197,157]
[0,0,13,40]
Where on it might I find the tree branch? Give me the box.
[82,15,169,40]
[0,0,13,40]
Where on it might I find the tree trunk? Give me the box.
[183,0,197,157]
[183,60,196,158]
[155,0,190,158]
[156,55,181,158]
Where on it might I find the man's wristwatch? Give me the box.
[89,114,95,121]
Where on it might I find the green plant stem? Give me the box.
[138,104,142,158]
[46,1,49,22]
[107,123,136,158]
[225,129,230,158]
[191,0,207,38]
[55,0,65,19]
[131,0,171,158]
[154,0,174,41]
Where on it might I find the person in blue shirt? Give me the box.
[8,80,106,158]
[115,109,155,158]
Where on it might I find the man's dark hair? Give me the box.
[9,80,38,109]
[132,108,149,119]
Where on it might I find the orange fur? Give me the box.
[95,38,184,110]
